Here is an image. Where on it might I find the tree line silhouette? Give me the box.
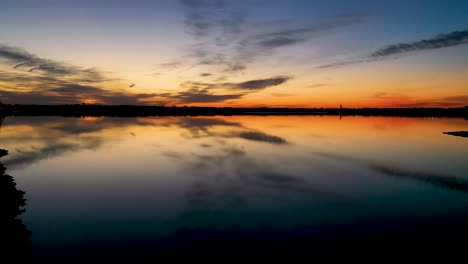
[0,103,466,117]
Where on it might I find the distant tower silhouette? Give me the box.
[340,104,342,110]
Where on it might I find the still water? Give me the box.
[1,115,468,259]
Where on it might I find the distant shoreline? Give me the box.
[0,104,466,117]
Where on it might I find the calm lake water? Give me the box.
[1,115,468,260]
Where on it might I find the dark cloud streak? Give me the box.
[0,44,139,105]
[0,45,33,62]
[258,37,306,48]
[236,76,290,90]
[153,76,292,104]
[317,29,468,69]
[0,83,158,105]
[167,88,244,103]
[180,76,291,91]
[0,44,109,82]
[371,30,468,58]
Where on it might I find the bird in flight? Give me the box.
[129,84,135,87]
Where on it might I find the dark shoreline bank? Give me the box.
[0,104,467,117]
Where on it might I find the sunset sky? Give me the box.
[0,0,467,107]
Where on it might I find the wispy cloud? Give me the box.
[254,14,367,48]
[235,76,291,90]
[158,88,244,104]
[317,29,468,69]
[0,73,290,105]
[367,92,468,107]
[180,76,291,91]
[180,0,245,38]
[0,44,155,105]
[0,70,65,90]
[199,14,365,72]
[0,44,109,82]
[154,76,292,104]
[209,14,366,72]
[371,30,468,58]
[270,92,295,97]
[443,95,468,102]
[176,0,367,73]
[308,83,329,88]
[316,59,368,69]
[0,83,158,105]
[159,61,184,70]
[0,45,33,62]
[400,94,468,107]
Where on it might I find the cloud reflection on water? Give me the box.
[316,152,468,193]
[1,115,468,258]
[0,116,289,169]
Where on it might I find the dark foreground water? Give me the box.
[1,115,467,261]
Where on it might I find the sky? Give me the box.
[0,0,467,107]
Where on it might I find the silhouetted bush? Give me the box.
[0,149,30,258]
